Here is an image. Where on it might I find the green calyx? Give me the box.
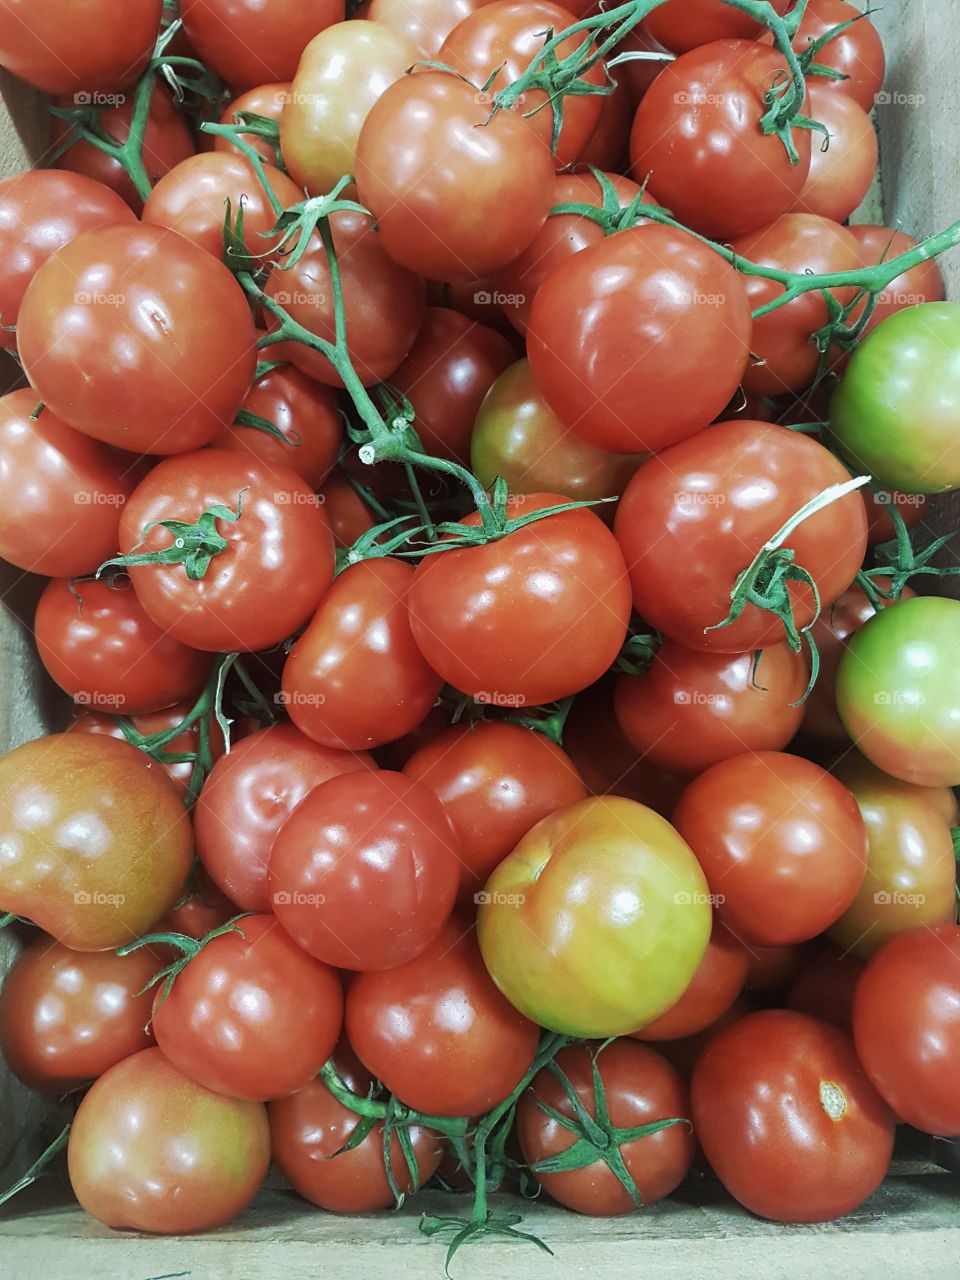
[97,491,246,582]
[117,915,251,1010]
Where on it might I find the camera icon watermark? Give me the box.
[474,890,526,907]
[674,890,725,906]
[273,889,326,906]
[74,890,126,906]
[474,690,527,708]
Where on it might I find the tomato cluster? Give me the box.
[0,0,959,1255]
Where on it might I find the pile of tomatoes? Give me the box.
[0,0,959,1257]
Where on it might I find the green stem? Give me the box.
[0,1124,71,1209]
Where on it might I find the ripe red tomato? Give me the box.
[320,471,376,549]
[854,925,960,1136]
[674,752,868,946]
[787,944,866,1032]
[614,641,807,777]
[215,82,291,163]
[118,451,334,653]
[282,559,443,751]
[630,41,812,240]
[0,935,158,1092]
[355,71,556,282]
[785,0,885,112]
[614,421,868,652]
[152,872,238,943]
[408,494,631,705]
[195,724,373,912]
[692,1009,894,1221]
[269,770,459,969]
[526,225,752,454]
[68,1047,271,1232]
[792,83,878,222]
[642,0,790,53]
[631,922,749,1042]
[404,720,587,904]
[517,1040,695,1215]
[367,0,499,59]
[181,0,344,91]
[848,225,946,332]
[18,225,256,455]
[573,78,634,171]
[346,917,540,1116]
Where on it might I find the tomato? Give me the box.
[787,944,866,1032]
[836,595,960,787]
[215,82,291,162]
[0,0,160,94]
[388,307,515,464]
[320,471,376,549]
[477,796,712,1037]
[269,770,459,969]
[142,153,303,261]
[404,721,587,905]
[213,362,342,487]
[744,943,812,992]
[281,20,418,196]
[693,1009,894,1221]
[152,872,237,943]
[68,1047,270,1232]
[18,225,256,455]
[281,559,443,751]
[630,41,812,240]
[0,733,192,951]
[792,83,878,222]
[846,225,946,336]
[471,359,640,509]
[574,79,634,172]
[195,724,372,912]
[266,210,425,388]
[614,641,807,777]
[830,302,960,494]
[0,171,134,351]
[854,925,960,1136]
[527,225,752,454]
[346,917,540,1116]
[0,391,138,577]
[437,2,604,167]
[180,0,344,91]
[53,85,196,213]
[631,922,749,1043]
[614,421,868,652]
[408,493,631,705]
[367,0,497,58]
[730,213,863,395]
[118,451,334,653]
[355,71,555,282]
[786,0,885,112]
[642,0,790,53]
[0,935,158,1092]
[35,576,211,716]
[517,1040,694,1215]
[269,1045,444,1211]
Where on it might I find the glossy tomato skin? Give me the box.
[787,0,885,112]
[119,451,335,653]
[355,71,556,282]
[614,421,868,652]
[692,1010,894,1221]
[528,225,751,454]
[675,752,867,947]
[477,796,712,1037]
[181,0,344,91]
[404,720,587,904]
[846,226,945,336]
[368,0,499,59]
[854,925,960,1136]
[195,724,373,912]
[787,944,866,1033]
[631,921,749,1042]
[35,577,211,716]
[346,918,540,1117]
[792,84,878,222]
[0,936,157,1092]
[614,641,807,777]
[642,0,790,52]
[216,83,291,162]
[18,225,256,455]
[320,471,376,549]
[408,493,631,705]
[517,1039,695,1215]
[151,915,343,1102]
[630,41,812,240]
[836,595,960,787]
[282,559,443,751]
[269,770,459,970]
[0,391,140,577]
[68,1047,271,1232]
[0,171,134,350]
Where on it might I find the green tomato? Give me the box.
[836,595,960,786]
[476,795,712,1037]
[829,302,960,494]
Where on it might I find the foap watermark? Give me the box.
[273,890,326,907]
[74,490,127,507]
[74,890,126,907]
[875,90,926,108]
[475,90,527,107]
[475,690,527,708]
[274,490,326,506]
[75,291,126,307]
[674,690,721,706]
[473,289,525,310]
[874,690,925,707]
[474,890,526,907]
[74,90,126,107]
[675,890,725,906]
[276,691,327,708]
[874,890,926,907]
[674,91,728,106]
[74,691,124,709]
[675,490,725,507]
[271,290,325,307]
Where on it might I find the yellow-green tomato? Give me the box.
[476,796,712,1037]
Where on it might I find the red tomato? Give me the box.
[692,1010,894,1221]
[630,41,812,240]
[368,0,499,58]
[642,0,790,53]
[784,0,885,112]
[574,78,634,172]
[674,752,868,946]
[526,225,752,454]
[632,922,749,1042]
[346,918,540,1116]
[408,493,631,705]
[788,944,866,1032]
[792,84,878,222]
[744,943,812,992]
[152,873,238,943]
[864,489,930,545]
[195,724,373,912]
[355,71,556,282]
[847,225,946,336]
[215,82,291,162]
[614,421,869,652]
[18,225,256,455]
[320,471,376,549]
[181,0,344,91]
